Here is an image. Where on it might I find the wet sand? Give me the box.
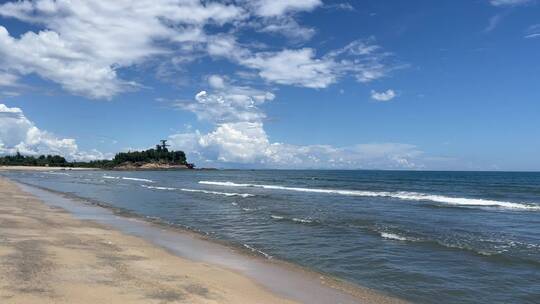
[0,176,406,303]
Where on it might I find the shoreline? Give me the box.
[1,176,406,303]
[0,166,97,171]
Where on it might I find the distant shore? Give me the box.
[0,176,406,304]
[0,166,97,171]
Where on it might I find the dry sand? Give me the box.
[0,177,298,304]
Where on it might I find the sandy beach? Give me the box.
[0,176,298,303]
[0,175,406,304]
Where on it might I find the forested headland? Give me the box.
[0,142,194,170]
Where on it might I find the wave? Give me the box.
[140,184,254,198]
[44,171,70,176]
[121,177,154,183]
[270,214,315,225]
[292,218,313,224]
[379,232,416,242]
[243,244,272,259]
[199,181,540,211]
[141,185,176,191]
[179,188,254,198]
[103,175,154,183]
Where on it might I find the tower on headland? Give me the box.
[156,139,170,152]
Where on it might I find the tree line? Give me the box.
[0,147,192,169]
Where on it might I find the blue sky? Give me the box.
[0,0,539,170]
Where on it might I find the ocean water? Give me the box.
[3,170,540,303]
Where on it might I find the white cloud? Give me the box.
[0,103,104,160]
[489,0,531,6]
[256,18,316,41]
[525,24,540,39]
[0,1,398,98]
[251,0,322,17]
[176,76,275,123]
[208,37,397,89]
[371,89,397,102]
[485,14,503,32]
[242,48,337,88]
[170,124,424,169]
[0,73,18,87]
[168,80,424,169]
[0,0,244,99]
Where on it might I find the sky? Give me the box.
[0,0,539,171]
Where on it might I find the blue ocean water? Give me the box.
[3,170,540,303]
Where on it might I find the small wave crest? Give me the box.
[44,171,70,176]
[103,175,154,183]
[292,218,313,224]
[141,185,176,191]
[270,215,315,225]
[379,232,415,242]
[180,188,254,198]
[243,244,272,259]
[199,181,539,211]
[140,185,254,197]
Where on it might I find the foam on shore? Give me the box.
[199,181,540,211]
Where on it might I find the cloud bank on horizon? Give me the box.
[0,0,538,170]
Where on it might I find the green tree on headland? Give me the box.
[0,141,194,169]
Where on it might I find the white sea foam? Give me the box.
[292,218,313,224]
[243,244,272,259]
[270,215,284,220]
[180,188,254,198]
[141,185,176,191]
[380,232,411,241]
[121,177,154,183]
[140,185,254,197]
[45,171,70,176]
[103,175,154,183]
[199,181,540,211]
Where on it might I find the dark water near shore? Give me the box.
[3,170,540,303]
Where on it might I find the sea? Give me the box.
[3,170,540,303]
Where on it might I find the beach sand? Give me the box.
[0,175,406,304]
[0,176,299,304]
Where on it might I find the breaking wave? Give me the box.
[199,181,540,211]
[141,184,253,198]
[379,232,415,242]
[243,244,273,259]
[179,188,254,198]
[141,185,176,191]
[103,175,154,183]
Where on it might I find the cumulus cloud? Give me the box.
[176,76,275,123]
[0,103,104,160]
[371,89,397,102]
[168,77,423,169]
[208,37,398,89]
[0,1,399,98]
[0,0,244,99]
